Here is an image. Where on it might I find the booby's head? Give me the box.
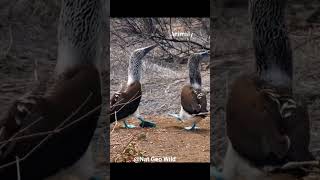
[188,51,209,89]
[127,44,157,85]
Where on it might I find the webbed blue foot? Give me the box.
[137,117,156,128]
[184,123,200,130]
[168,113,182,122]
[211,166,224,180]
[123,120,136,129]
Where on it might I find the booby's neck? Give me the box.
[55,0,103,75]
[127,55,143,86]
[126,45,157,86]
[188,54,202,90]
[250,0,293,89]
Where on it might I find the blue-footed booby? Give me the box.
[110,44,157,129]
[169,51,209,130]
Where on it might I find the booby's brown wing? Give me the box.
[181,85,207,115]
[110,81,142,123]
[226,74,291,166]
[257,79,314,162]
[0,87,50,164]
[0,65,101,179]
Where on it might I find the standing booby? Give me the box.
[110,44,157,129]
[0,0,104,179]
[169,51,209,130]
[222,0,314,179]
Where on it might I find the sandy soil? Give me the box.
[110,115,210,163]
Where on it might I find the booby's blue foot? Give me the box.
[137,117,156,128]
[168,113,182,122]
[123,120,136,129]
[210,166,224,180]
[184,123,200,130]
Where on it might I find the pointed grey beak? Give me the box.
[190,51,209,62]
[199,50,209,57]
[192,50,209,59]
[140,44,157,54]
[132,44,158,60]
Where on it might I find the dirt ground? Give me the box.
[110,115,210,163]
[211,0,320,175]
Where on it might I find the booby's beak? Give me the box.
[140,44,157,54]
[134,44,157,55]
[190,51,209,62]
[131,44,158,61]
[198,50,209,58]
